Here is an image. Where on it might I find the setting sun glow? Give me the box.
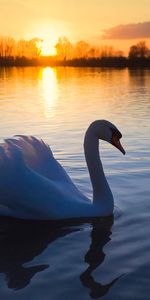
[37,39,57,56]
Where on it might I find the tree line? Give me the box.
[0,35,150,67]
[0,37,41,58]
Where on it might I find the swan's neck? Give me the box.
[84,130,113,203]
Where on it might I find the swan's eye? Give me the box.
[111,128,122,140]
[116,132,122,140]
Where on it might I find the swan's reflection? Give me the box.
[0,217,79,290]
[80,217,121,298]
[0,216,120,297]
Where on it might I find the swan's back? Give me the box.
[0,137,90,220]
[1,136,75,182]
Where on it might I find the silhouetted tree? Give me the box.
[16,38,41,58]
[88,47,98,58]
[129,41,150,58]
[0,36,16,57]
[75,40,90,58]
[55,36,73,60]
[28,38,42,58]
[16,39,27,57]
[100,46,113,58]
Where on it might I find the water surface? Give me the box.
[0,67,150,299]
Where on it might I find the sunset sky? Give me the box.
[1,0,150,54]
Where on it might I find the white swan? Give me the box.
[0,120,125,220]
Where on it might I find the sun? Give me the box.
[37,39,57,56]
[27,19,71,56]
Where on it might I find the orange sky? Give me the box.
[1,0,150,55]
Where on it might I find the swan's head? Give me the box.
[89,120,125,155]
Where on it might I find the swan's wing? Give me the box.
[0,141,89,219]
[4,136,73,184]
[0,141,25,171]
[0,142,62,217]
[5,135,53,170]
[0,141,26,210]
[0,142,83,219]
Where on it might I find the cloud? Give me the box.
[102,22,150,39]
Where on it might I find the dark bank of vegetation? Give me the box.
[57,57,150,68]
[0,36,150,68]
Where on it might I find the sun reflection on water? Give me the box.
[39,67,58,118]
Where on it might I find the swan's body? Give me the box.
[0,120,125,220]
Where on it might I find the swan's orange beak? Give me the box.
[111,135,126,155]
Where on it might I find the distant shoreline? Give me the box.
[0,57,150,68]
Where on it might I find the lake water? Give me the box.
[0,66,150,299]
